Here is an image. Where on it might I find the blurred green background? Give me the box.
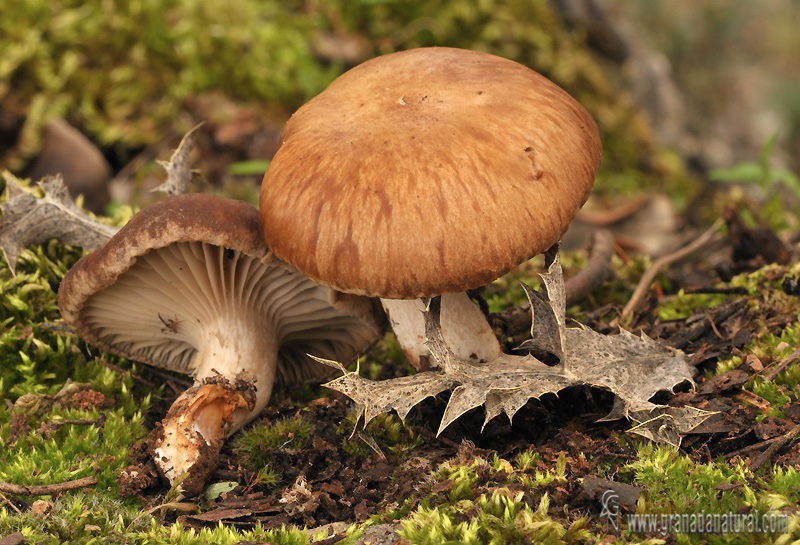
[1,0,798,208]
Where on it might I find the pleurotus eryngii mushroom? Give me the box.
[58,194,385,495]
[259,47,602,368]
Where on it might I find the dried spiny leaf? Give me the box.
[517,282,563,364]
[1,126,206,275]
[539,244,566,323]
[324,367,455,424]
[324,243,709,446]
[0,174,117,274]
[627,406,715,447]
[151,123,204,196]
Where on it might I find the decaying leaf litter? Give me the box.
[2,127,800,537]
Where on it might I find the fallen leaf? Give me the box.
[204,481,239,500]
[151,123,204,196]
[0,174,117,273]
[31,499,50,517]
[582,476,641,512]
[325,245,709,445]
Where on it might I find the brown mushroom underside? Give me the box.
[260,47,602,299]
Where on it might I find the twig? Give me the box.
[0,491,23,515]
[732,390,771,416]
[0,476,98,496]
[576,195,648,225]
[682,286,749,295]
[702,308,726,340]
[36,416,105,438]
[726,435,786,460]
[764,347,800,382]
[668,298,748,350]
[618,218,724,324]
[564,228,616,307]
[749,423,800,471]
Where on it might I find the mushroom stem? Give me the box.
[381,292,501,371]
[151,312,279,496]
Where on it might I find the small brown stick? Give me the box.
[668,298,748,350]
[764,347,800,382]
[36,417,103,438]
[564,228,616,307]
[576,196,648,225]
[702,308,726,340]
[682,286,749,295]
[749,423,800,471]
[732,390,771,416]
[725,435,785,460]
[0,491,23,515]
[0,476,98,496]
[618,218,724,324]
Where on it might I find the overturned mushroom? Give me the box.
[58,194,385,495]
[259,47,601,368]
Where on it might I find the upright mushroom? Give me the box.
[58,194,385,495]
[259,47,602,369]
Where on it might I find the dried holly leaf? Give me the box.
[322,297,574,434]
[319,357,456,424]
[562,325,696,415]
[0,174,117,274]
[151,123,204,196]
[324,243,710,446]
[422,296,575,434]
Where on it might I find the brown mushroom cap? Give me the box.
[58,193,385,388]
[259,47,602,299]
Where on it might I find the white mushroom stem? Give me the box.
[152,311,279,492]
[381,292,501,370]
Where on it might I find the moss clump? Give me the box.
[234,414,312,488]
[400,489,590,545]
[625,443,800,541]
[1,0,341,168]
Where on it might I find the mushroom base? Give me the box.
[381,292,501,371]
[150,374,257,497]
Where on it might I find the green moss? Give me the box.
[234,414,313,487]
[516,452,569,490]
[0,407,147,491]
[1,0,340,167]
[339,412,423,460]
[3,0,694,207]
[1,500,317,544]
[400,489,590,545]
[658,291,729,322]
[624,443,800,542]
